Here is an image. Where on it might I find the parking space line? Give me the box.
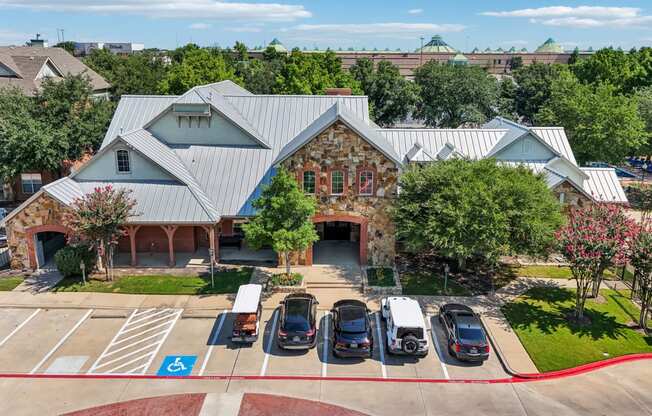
[111,320,176,346]
[30,309,93,374]
[106,352,157,374]
[259,310,278,377]
[429,315,450,380]
[198,309,228,376]
[127,308,172,326]
[374,312,387,379]
[87,309,138,374]
[0,308,41,348]
[92,342,160,371]
[322,311,329,377]
[121,312,177,333]
[141,309,183,374]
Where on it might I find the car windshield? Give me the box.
[338,307,366,333]
[458,327,485,342]
[283,299,311,332]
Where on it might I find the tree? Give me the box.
[393,159,562,270]
[536,72,646,164]
[349,59,419,127]
[158,48,241,94]
[509,56,523,71]
[496,77,519,120]
[243,169,318,276]
[630,225,652,332]
[636,86,652,153]
[571,48,650,94]
[62,185,136,279]
[413,62,498,127]
[556,204,636,320]
[511,63,568,124]
[54,41,76,55]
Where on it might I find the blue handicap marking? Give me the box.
[157,355,197,377]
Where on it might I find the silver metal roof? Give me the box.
[103,96,175,147]
[581,168,628,203]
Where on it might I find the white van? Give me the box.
[231,284,263,343]
[381,296,429,356]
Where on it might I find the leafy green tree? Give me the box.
[636,86,652,153]
[243,168,318,276]
[536,71,646,164]
[54,41,76,55]
[511,63,568,124]
[349,59,419,127]
[630,225,652,332]
[413,62,498,127]
[158,48,241,94]
[571,48,651,94]
[496,78,519,120]
[509,56,523,71]
[393,159,562,270]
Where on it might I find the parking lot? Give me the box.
[0,306,509,381]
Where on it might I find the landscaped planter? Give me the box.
[266,273,306,294]
[362,266,402,295]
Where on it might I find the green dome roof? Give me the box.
[448,53,468,65]
[417,35,457,53]
[268,38,288,53]
[535,38,564,53]
[508,47,517,53]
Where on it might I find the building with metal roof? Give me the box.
[415,35,457,53]
[3,81,628,270]
[535,38,564,54]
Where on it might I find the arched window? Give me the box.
[303,170,316,194]
[116,150,131,173]
[358,170,374,195]
[330,170,344,195]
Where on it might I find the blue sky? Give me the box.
[1,1,651,51]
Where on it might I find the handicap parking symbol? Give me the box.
[157,355,197,377]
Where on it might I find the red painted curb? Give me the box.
[0,352,649,384]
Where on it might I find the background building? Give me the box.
[73,42,145,57]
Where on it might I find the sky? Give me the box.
[0,1,651,52]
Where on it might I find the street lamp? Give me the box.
[80,260,86,285]
[208,248,215,289]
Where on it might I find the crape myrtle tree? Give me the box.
[556,204,636,320]
[630,225,652,332]
[393,159,563,272]
[62,186,136,279]
[243,168,319,276]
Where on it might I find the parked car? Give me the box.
[230,284,263,343]
[380,296,428,356]
[277,293,318,350]
[439,303,490,362]
[331,299,373,358]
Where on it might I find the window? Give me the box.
[303,170,316,194]
[21,173,42,194]
[116,150,131,173]
[559,192,566,204]
[358,170,374,195]
[331,170,344,195]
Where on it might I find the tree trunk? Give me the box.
[575,289,584,319]
[640,286,650,332]
[591,267,606,298]
[284,252,291,276]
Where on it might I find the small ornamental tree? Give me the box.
[630,225,652,332]
[62,186,136,279]
[243,168,319,276]
[556,204,636,320]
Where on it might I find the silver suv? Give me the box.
[381,297,428,356]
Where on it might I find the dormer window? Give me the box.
[116,150,131,173]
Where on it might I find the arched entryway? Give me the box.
[309,215,367,266]
[26,224,70,270]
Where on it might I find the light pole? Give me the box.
[208,248,215,289]
[80,260,86,285]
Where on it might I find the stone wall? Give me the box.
[281,121,399,266]
[6,193,68,269]
[553,181,592,209]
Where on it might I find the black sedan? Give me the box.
[439,303,490,362]
[331,300,373,358]
[277,293,318,350]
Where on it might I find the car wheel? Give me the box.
[402,335,419,355]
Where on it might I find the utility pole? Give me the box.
[420,36,424,66]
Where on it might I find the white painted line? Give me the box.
[92,342,161,370]
[111,320,175,346]
[121,312,177,333]
[30,309,93,374]
[87,309,138,374]
[124,363,148,375]
[0,308,41,348]
[132,308,155,318]
[141,309,183,375]
[374,312,387,379]
[102,332,167,358]
[198,309,228,376]
[105,351,157,374]
[321,311,329,378]
[429,315,450,380]
[259,310,278,377]
[126,308,172,326]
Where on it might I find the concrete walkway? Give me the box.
[13,268,63,294]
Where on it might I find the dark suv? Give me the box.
[331,300,373,358]
[277,293,318,350]
[439,303,490,362]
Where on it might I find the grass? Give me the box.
[515,265,617,280]
[366,267,395,287]
[269,272,303,286]
[52,268,253,295]
[400,272,471,296]
[0,276,24,291]
[502,287,652,372]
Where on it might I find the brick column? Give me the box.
[161,225,178,267]
[126,225,141,266]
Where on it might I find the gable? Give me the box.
[492,133,555,161]
[546,157,588,185]
[36,60,62,80]
[74,141,177,182]
[0,62,17,77]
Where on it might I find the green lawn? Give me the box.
[52,268,253,295]
[503,287,652,372]
[0,276,24,291]
[366,267,395,287]
[400,272,471,296]
[515,265,617,280]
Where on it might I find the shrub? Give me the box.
[269,273,302,286]
[54,245,96,278]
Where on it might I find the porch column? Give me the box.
[126,225,141,266]
[201,225,219,265]
[161,225,178,267]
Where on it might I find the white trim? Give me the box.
[0,309,41,348]
[260,310,278,376]
[198,309,228,376]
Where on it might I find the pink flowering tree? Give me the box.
[62,186,136,279]
[556,204,636,320]
[630,224,652,332]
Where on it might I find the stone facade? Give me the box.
[282,121,399,266]
[553,181,592,209]
[6,193,68,269]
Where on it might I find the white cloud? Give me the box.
[283,22,465,35]
[532,16,652,29]
[483,6,652,29]
[189,22,211,30]
[224,26,263,33]
[0,1,311,21]
[0,29,32,44]
[407,8,423,15]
